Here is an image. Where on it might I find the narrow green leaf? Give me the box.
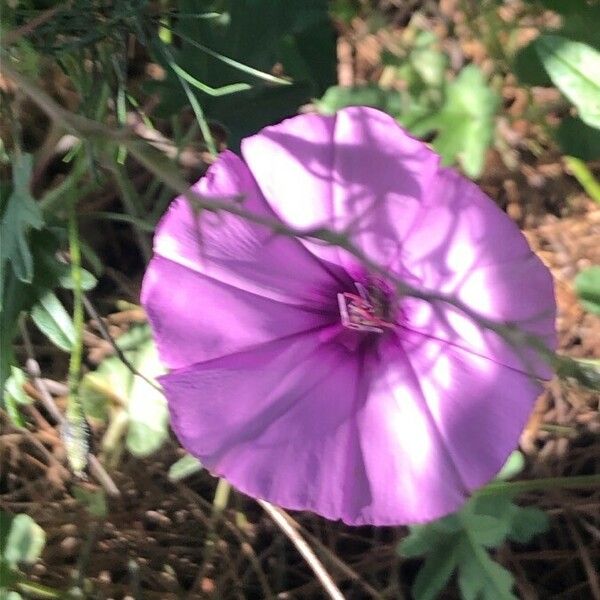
[3,366,30,427]
[3,367,30,406]
[168,454,203,481]
[57,267,97,291]
[494,451,525,481]
[30,291,75,351]
[535,35,600,129]
[169,26,291,85]
[564,156,600,204]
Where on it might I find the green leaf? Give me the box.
[316,85,398,115]
[0,272,28,399]
[574,266,600,313]
[398,491,548,600]
[513,42,553,87]
[494,451,525,481]
[126,338,167,457]
[0,588,22,600]
[72,486,108,518]
[556,116,600,160]
[168,454,203,481]
[0,154,43,311]
[81,325,169,458]
[0,512,45,567]
[412,539,459,600]
[507,506,549,544]
[400,513,462,555]
[457,539,517,600]
[3,367,30,428]
[411,65,500,177]
[150,0,336,148]
[535,35,600,129]
[464,514,511,548]
[3,367,30,406]
[409,31,448,89]
[30,291,75,351]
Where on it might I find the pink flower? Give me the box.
[141,107,556,525]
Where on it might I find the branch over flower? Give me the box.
[142,107,556,525]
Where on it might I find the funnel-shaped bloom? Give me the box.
[141,107,555,525]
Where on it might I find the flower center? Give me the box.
[337,281,395,333]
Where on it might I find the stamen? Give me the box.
[338,281,395,333]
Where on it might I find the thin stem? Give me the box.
[478,473,600,496]
[258,500,345,600]
[110,163,153,262]
[212,477,231,515]
[16,578,63,599]
[19,320,120,497]
[564,156,600,205]
[67,205,84,398]
[64,199,89,470]
[6,60,589,388]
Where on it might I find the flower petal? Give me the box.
[143,256,334,370]
[399,329,544,491]
[163,330,469,525]
[401,168,556,377]
[241,106,440,275]
[141,151,346,370]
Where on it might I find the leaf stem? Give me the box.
[67,204,83,398]
[564,155,600,205]
[479,473,600,496]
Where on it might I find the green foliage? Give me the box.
[318,47,498,178]
[0,513,46,568]
[2,367,30,428]
[534,35,600,130]
[0,511,46,593]
[0,154,42,394]
[515,0,600,86]
[574,266,600,314]
[493,451,525,481]
[0,510,46,600]
[0,152,98,404]
[79,324,168,457]
[0,154,43,312]
[398,494,549,600]
[556,117,600,160]
[513,3,600,161]
[317,84,401,115]
[412,65,500,178]
[72,486,108,518]
[30,291,76,352]
[150,0,337,148]
[168,453,203,481]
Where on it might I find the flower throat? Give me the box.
[338,281,395,333]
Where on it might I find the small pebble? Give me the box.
[60,536,80,556]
